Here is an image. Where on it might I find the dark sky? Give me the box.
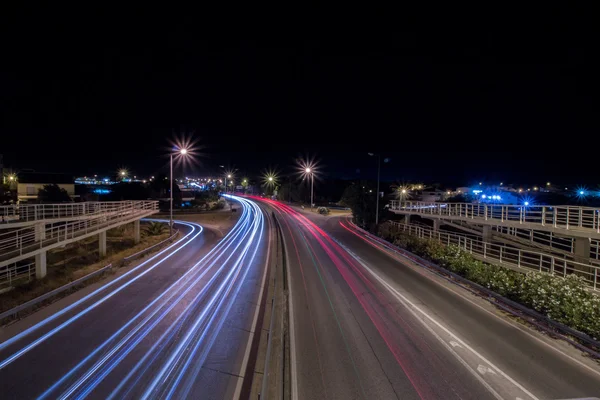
[1,10,597,186]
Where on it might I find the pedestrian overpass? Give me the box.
[388,200,600,261]
[0,201,158,285]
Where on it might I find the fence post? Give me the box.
[484,205,488,221]
[499,247,503,263]
[483,242,487,258]
[470,240,473,254]
[518,251,521,267]
[553,208,557,228]
[594,268,597,291]
[566,208,570,229]
[579,208,583,228]
[539,254,542,272]
[550,257,555,274]
[541,207,546,226]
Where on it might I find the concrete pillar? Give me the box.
[133,220,141,244]
[35,251,47,279]
[405,214,411,225]
[482,225,492,243]
[433,219,441,232]
[34,222,46,241]
[99,231,107,257]
[574,237,591,263]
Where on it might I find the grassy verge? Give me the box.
[0,225,171,315]
[379,223,600,340]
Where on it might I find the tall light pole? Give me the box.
[305,167,314,209]
[369,152,388,226]
[170,147,188,235]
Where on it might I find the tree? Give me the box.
[38,184,71,203]
[0,183,16,204]
[108,182,150,201]
[340,181,380,229]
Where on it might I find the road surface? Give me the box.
[261,199,600,400]
[0,196,270,399]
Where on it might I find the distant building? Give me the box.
[17,172,75,203]
[421,190,447,202]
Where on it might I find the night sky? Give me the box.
[1,11,597,186]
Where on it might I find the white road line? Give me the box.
[336,241,540,400]
[233,199,270,400]
[354,227,600,379]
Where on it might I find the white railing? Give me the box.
[0,261,35,286]
[0,201,154,225]
[388,221,600,291]
[0,201,158,262]
[389,201,600,234]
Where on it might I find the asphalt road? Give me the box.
[261,200,600,400]
[0,196,270,399]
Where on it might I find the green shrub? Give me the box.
[317,207,330,215]
[145,221,167,236]
[385,230,600,339]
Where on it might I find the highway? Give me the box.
[261,199,600,400]
[0,196,270,399]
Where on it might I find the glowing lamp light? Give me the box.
[305,167,311,173]
[180,148,188,155]
[401,189,407,194]
[524,201,530,206]
[268,176,273,181]
[580,190,585,195]
[227,174,232,178]
[481,194,487,199]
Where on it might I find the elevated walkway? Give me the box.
[389,201,600,239]
[0,200,158,284]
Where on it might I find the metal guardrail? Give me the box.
[388,221,600,291]
[0,201,153,225]
[0,201,158,265]
[389,201,600,235]
[0,263,114,322]
[0,261,35,287]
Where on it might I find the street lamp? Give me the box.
[170,147,189,235]
[368,152,383,225]
[305,167,314,209]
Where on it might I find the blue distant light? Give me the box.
[481,194,486,199]
[524,201,530,206]
[579,190,585,195]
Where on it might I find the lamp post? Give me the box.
[368,152,386,225]
[170,147,188,235]
[305,167,314,209]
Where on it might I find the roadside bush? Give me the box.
[317,206,330,215]
[145,221,167,236]
[213,199,226,210]
[384,230,600,339]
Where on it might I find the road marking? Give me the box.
[478,365,497,375]
[450,341,462,348]
[335,241,540,400]
[233,199,271,400]
[348,223,600,380]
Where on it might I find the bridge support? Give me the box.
[482,225,492,243]
[433,219,441,232]
[34,222,46,241]
[35,252,47,279]
[405,214,411,225]
[574,237,591,263]
[99,231,107,258]
[134,220,141,244]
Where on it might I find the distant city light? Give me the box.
[547,182,551,186]
[481,194,487,199]
[500,182,503,186]
[533,187,538,191]
[524,201,530,206]
[580,190,585,195]
[479,182,482,186]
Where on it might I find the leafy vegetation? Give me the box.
[317,206,330,215]
[145,221,167,236]
[38,184,71,203]
[379,223,600,339]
